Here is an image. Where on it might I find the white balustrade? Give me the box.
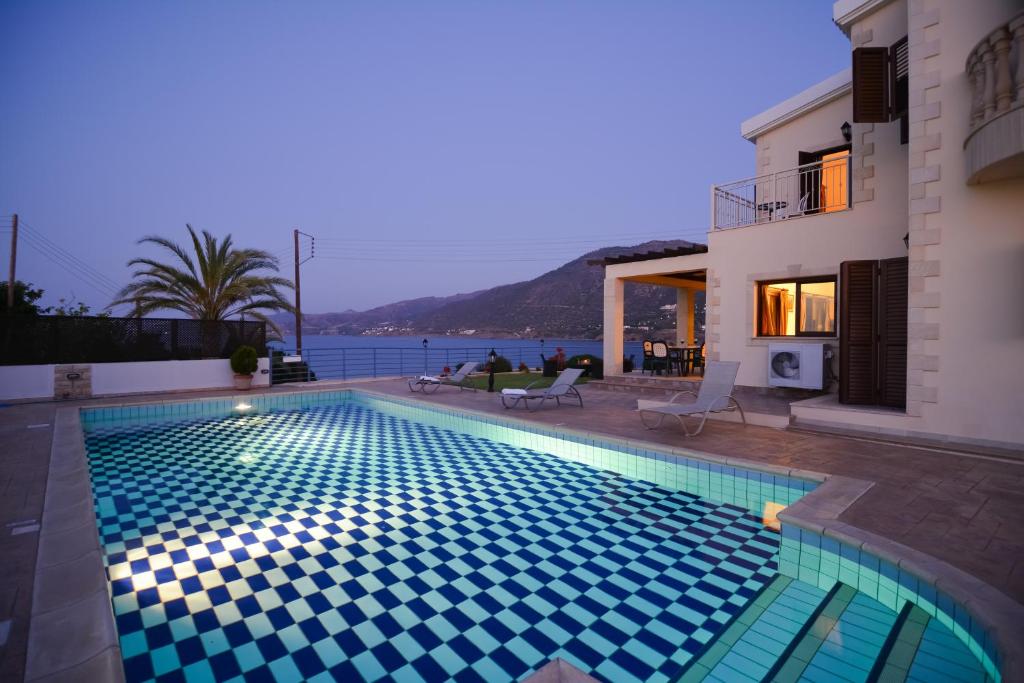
[967,11,1024,133]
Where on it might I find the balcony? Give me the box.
[965,11,1024,185]
[712,154,852,230]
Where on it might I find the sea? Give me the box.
[269,334,646,381]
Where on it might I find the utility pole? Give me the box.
[293,228,302,354]
[292,228,315,354]
[6,214,17,311]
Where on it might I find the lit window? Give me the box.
[757,277,836,337]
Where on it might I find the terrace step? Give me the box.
[676,576,833,683]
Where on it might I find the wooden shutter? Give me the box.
[839,260,877,404]
[877,257,908,408]
[852,47,890,123]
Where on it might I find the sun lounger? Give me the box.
[636,360,746,436]
[500,368,585,411]
[408,361,479,393]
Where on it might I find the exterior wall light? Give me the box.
[841,121,852,142]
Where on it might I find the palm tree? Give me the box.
[111,225,294,339]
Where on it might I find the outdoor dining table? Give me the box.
[669,345,702,376]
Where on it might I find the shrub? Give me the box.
[518,361,529,373]
[487,355,513,373]
[230,345,259,375]
[567,353,603,379]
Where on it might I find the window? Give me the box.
[757,277,836,337]
[798,146,851,214]
[851,35,909,144]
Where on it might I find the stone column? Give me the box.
[602,276,624,375]
[676,288,696,346]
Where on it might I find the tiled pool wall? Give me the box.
[80,388,1004,681]
[779,525,1001,682]
[81,389,816,518]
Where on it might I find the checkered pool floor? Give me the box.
[86,402,780,682]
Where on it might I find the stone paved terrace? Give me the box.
[0,379,1022,680]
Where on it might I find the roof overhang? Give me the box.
[832,0,898,36]
[588,242,708,267]
[740,68,852,142]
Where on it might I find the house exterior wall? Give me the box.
[601,0,1024,447]
[706,208,907,387]
[901,0,1024,445]
[755,95,854,176]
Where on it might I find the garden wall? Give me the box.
[0,358,270,401]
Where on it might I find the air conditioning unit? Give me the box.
[767,343,825,389]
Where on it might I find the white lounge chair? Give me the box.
[636,360,746,436]
[501,368,585,411]
[408,361,479,393]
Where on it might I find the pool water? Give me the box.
[84,395,994,683]
[86,401,779,682]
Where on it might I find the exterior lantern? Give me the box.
[487,348,497,393]
[841,121,852,142]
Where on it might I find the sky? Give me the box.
[0,1,849,315]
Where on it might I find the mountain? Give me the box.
[276,240,705,340]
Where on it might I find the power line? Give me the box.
[17,219,123,291]
[19,235,121,300]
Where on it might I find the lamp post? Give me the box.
[422,338,429,376]
[487,348,497,393]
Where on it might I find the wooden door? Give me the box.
[877,257,908,408]
[840,260,878,404]
[839,258,908,407]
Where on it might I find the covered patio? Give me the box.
[594,242,710,376]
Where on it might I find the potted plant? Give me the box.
[230,345,259,390]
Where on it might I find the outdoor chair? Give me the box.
[641,340,655,374]
[636,360,745,436]
[650,341,670,375]
[689,344,706,376]
[408,361,479,393]
[500,368,585,411]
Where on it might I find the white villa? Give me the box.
[601,0,1024,450]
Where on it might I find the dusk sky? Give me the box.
[1,1,849,315]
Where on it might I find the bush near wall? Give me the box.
[567,354,603,379]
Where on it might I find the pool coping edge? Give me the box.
[59,386,1023,682]
[24,406,125,683]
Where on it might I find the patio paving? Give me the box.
[0,380,1021,680]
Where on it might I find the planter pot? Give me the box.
[542,360,559,378]
[233,374,254,391]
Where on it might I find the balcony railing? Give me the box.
[966,11,1024,133]
[712,154,852,230]
[964,11,1024,184]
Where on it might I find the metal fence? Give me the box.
[713,154,852,229]
[270,343,639,384]
[0,316,267,365]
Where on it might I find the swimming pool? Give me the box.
[82,391,997,682]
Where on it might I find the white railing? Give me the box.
[966,11,1024,132]
[712,154,853,230]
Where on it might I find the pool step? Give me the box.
[675,579,991,683]
[676,576,833,683]
[904,610,991,683]
[771,584,900,683]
